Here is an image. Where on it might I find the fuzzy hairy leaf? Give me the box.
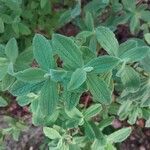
[33,34,55,71]
[15,68,46,83]
[120,66,140,92]
[118,40,137,56]
[38,79,58,115]
[83,104,102,120]
[52,34,83,70]
[119,46,149,62]
[9,81,44,96]
[86,74,111,104]
[43,127,61,139]
[67,68,87,91]
[84,121,95,140]
[96,26,119,56]
[64,90,83,110]
[144,33,150,45]
[0,18,4,33]
[0,97,8,107]
[107,127,132,143]
[85,55,120,74]
[5,38,18,63]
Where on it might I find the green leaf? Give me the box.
[89,35,97,53]
[15,68,46,83]
[85,55,120,74]
[0,65,8,81]
[122,0,136,11]
[141,11,150,22]
[5,38,18,63]
[33,34,55,71]
[65,107,83,119]
[96,26,119,56]
[83,104,102,120]
[144,33,150,45]
[16,95,33,106]
[118,39,137,57]
[64,90,83,110]
[43,127,61,139]
[67,68,87,91]
[0,97,8,107]
[86,74,111,104]
[99,116,115,130]
[128,107,139,125]
[39,79,58,115]
[52,34,83,70]
[84,121,95,140]
[49,69,67,82]
[119,46,149,62]
[145,118,150,128]
[129,15,140,34]
[0,18,4,33]
[40,0,48,8]
[118,100,132,120]
[107,127,132,143]
[90,122,106,142]
[2,74,15,91]
[80,46,96,64]
[76,31,93,45]
[19,23,31,35]
[84,0,109,15]
[9,81,44,96]
[120,66,140,92]
[85,12,94,31]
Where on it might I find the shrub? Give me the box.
[0,0,150,149]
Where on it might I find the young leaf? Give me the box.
[38,79,58,115]
[43,127,61,139]
[15,68,46,83]
[85,55,120,74]
[107,127,132,143]
[52,34,83,70]
[5,38,18,63]
[67,68,87,91]
[33,34,55,71]
[86,74,111,104]
[96,26,119,56]
[83,104,102,120]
